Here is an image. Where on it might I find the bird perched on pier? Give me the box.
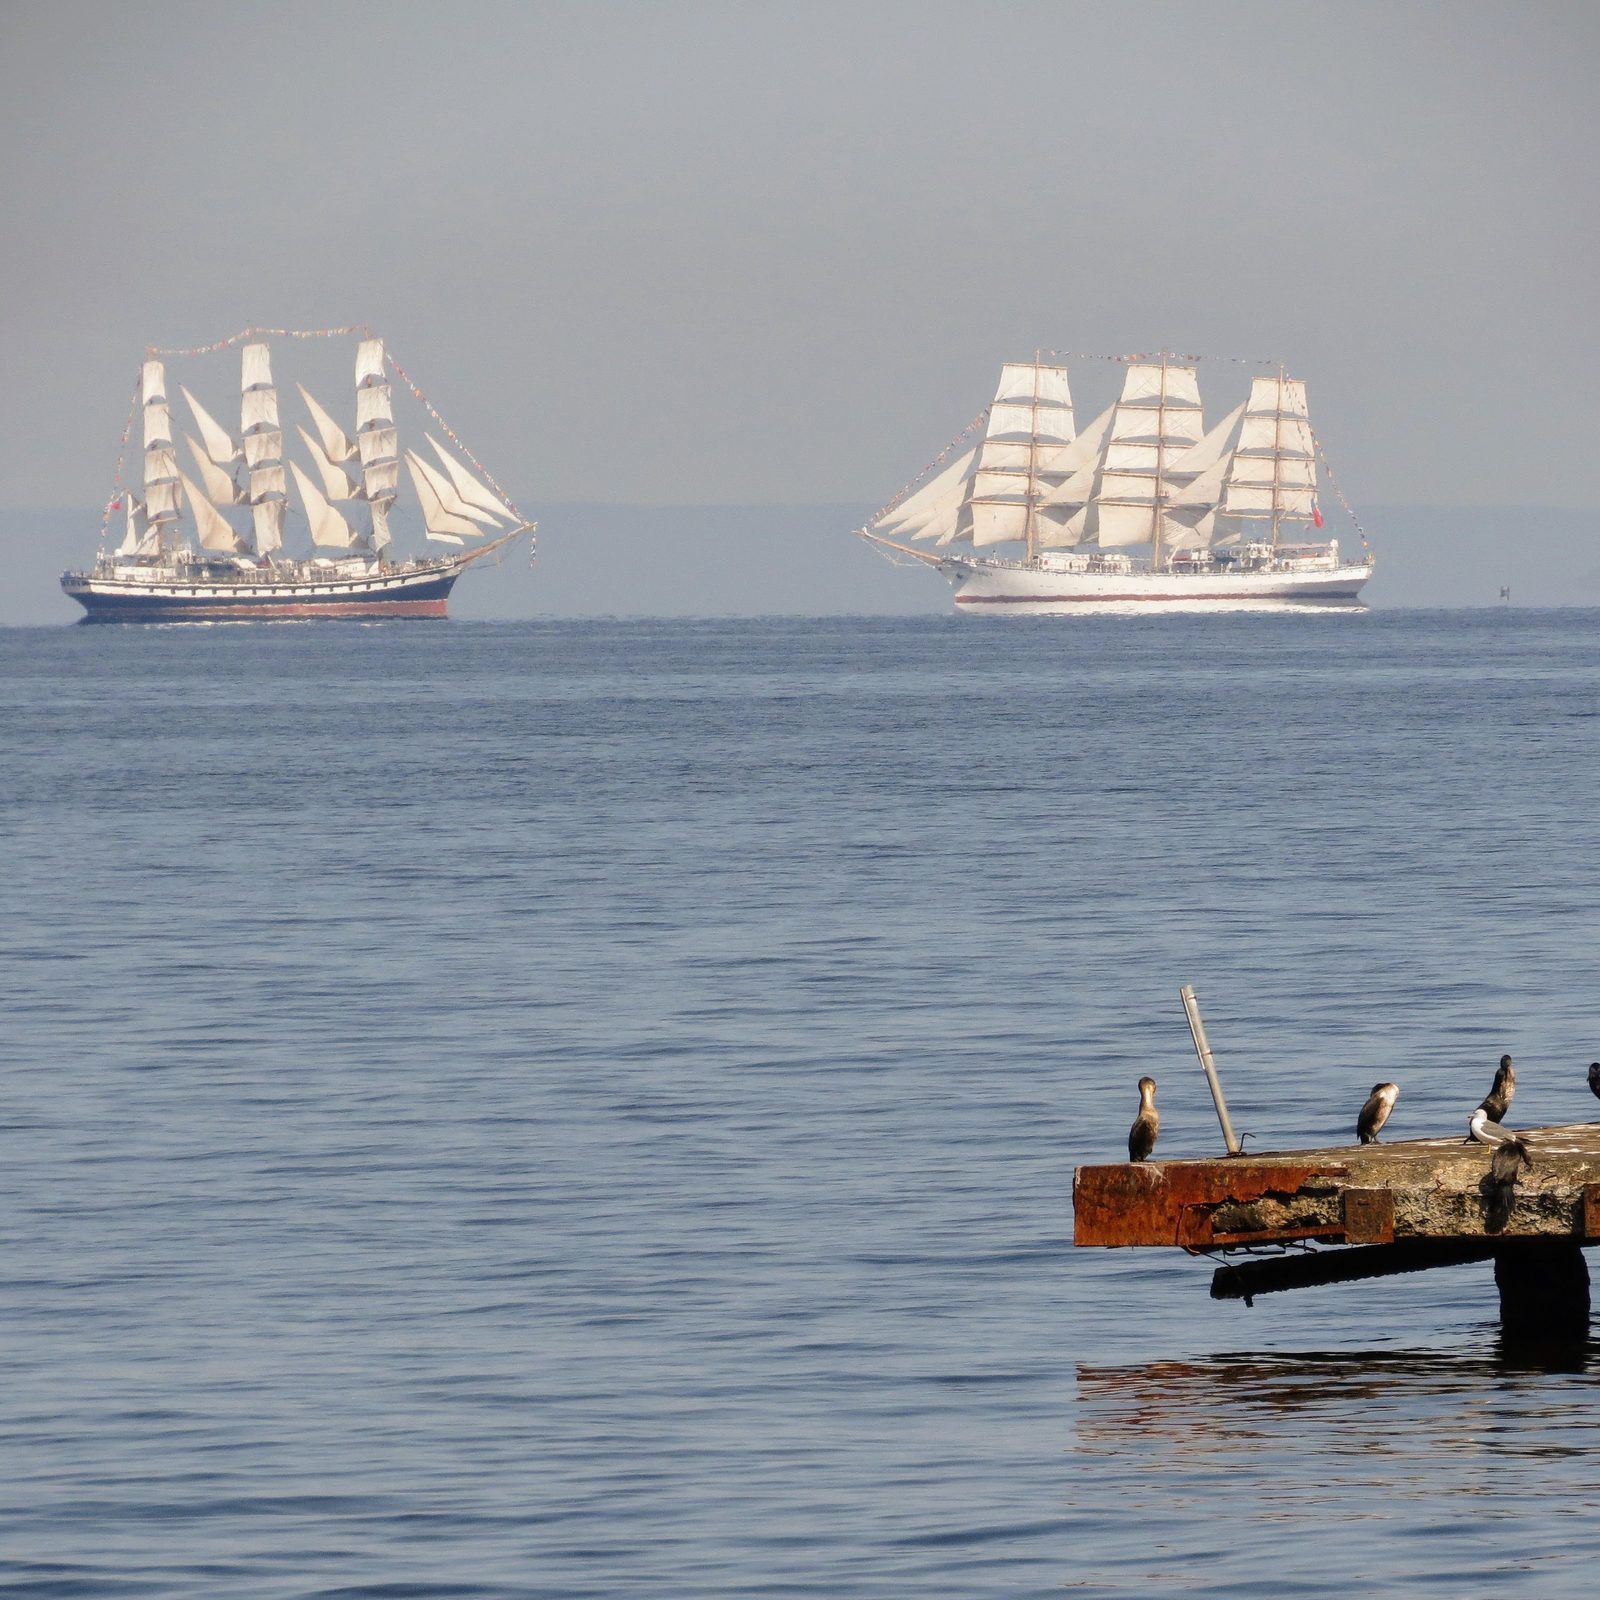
[1128,1077,1159,1163]
[1587,1061,1600,1103]
[1356,1082,1399,1144]
[1469,1105,1532,1229]
[1476,1054,1516,1124]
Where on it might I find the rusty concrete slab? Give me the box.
[1074,1124,1600,1248]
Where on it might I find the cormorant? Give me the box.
[1128,1077,1159,1163]
[1588,1061,1600,1103]
[1477,1054,1515,1123]
[1356,1082,1399,1144]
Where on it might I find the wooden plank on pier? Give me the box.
[1074,1125,1600,1248]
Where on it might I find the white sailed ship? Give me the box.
[62,329,535,622]
[860,355,1373,610]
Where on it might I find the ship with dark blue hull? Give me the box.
[63,326,535,623]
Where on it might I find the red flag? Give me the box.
[1312,498,1324,529]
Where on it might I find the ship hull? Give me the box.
[61,562,462,623]
[942,558,1373,611]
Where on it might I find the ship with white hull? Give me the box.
[63,328,535,623]
[861,354,1373,610]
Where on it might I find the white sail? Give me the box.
[987,400,1074,443]
[1221,373,1319,524]
[1034,506,1086,548]
[1035,403,1113,481]
[241,342,273,392]
[185,434,239,504]
[179,471,241,551]
[357,426,399,466]
[116,494,149,556]
[249,463,287,501]
[295,426,357,499]
[1238,413,1313,456]
[289,461,357,549]
[888,466,977,542]
[144,479,182,523]
[1165,449,1234,509]
[252,499,285,553]
[405,450,482,542]
[181,386,240,465]
[1166,402,1244,479]
[873,448,977,535]
[1120,362,1203,409]
[426,436,511,521]
[992,361,1073,413]
[143,402,173,449]
[243,429,283,468]
[1092,501,1158,548]
[1077,361,1208,549]
[970,500,1030,548]
[141,360,167,405]
[355,338,386,386]
[356,384,392,430]
[369,498,393,551]
[144,444,179,487]
[1037,453,1103,512]
[363,459,400,499]
[241,388,279,432]
[407,451,497,527]
[1162,508,1217,550]
[296,383,355,463]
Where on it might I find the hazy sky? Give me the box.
[2,0,1597,519]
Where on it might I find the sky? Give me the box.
[1,1,1596,615]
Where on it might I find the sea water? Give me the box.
[1,611,1597,1597]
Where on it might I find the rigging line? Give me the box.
[145,325,371,357]
[102,373,143,543]
[381,342,523,522]
[868,409,988,527]
[1309,426,1373,553]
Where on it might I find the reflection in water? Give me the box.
[1079,1346,1597,1453]
[1071,1347,1600,1596]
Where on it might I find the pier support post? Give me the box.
[1493,1242,1590,1346]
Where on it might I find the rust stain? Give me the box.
[1583,1184,1600,1240]
[1342,1188,1396,1245]
[1073,1162,1327,1247]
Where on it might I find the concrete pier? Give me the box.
[1074,1125,1600,1342]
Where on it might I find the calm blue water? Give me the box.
[1,611,1597,1598]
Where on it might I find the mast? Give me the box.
[240,342,285,558]
[140,359,182,558]
[1151,355,1169,572]
[1087,359,1203,557]
[355,338,399,564]
[1024,352,1041,565]
[1271,362,1284,550]
[1220,374,1317,548]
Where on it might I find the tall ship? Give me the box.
[62,327,535,622]
[859,354,1373,610]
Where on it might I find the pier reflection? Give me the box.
[1076,1342,1598,1460]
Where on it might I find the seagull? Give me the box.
[1588,1062,1600,1103]
[1470,1105,1532,1230]
[1477,1054,1515,1124]
[1356,1082,1399,1144]
[1128,1077,1159,1163]
[1465,1107,1523,1145]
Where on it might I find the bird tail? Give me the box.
[1486,1137,1531,1231]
